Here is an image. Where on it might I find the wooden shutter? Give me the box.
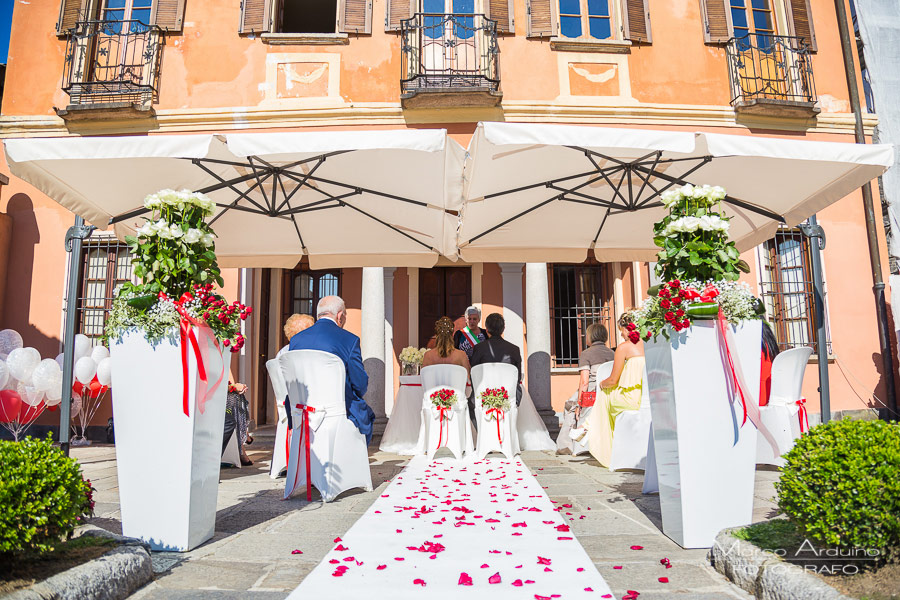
[487,0,514,34]
[339,0,372,33]
[57,0,92,34]
[699,0,731,44]
[786,0,816,52]
[526,0,555,37]
[239,0,272,33]
[151,0,187,31]
[385,0,413,31]
[621,0,650,43]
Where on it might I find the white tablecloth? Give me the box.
[379,375,423,455]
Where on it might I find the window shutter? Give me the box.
[339,0,372,33]
[385,0,413,32]
[786,0,816,52]
[239,0,271,33]
[699,0,731,44]
[486,0,514,34]
[56,0,91,34]
[151,0,187,31]
[621,0,650,43]
[526,0,555,37]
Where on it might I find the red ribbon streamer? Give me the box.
[436,405,451,451]
[715,308,749,427]
[796,398,809,433]
[292,403,317,501]
[401,383,422,387]
[485,407,504,444]
[285,427,291,471]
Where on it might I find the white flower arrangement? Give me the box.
[661,184,727,209]
[143,189,215,216]
[399,346,426,365]
[661,214,730,237]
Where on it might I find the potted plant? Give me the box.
[106,189,249,552]
[634,184,767,548]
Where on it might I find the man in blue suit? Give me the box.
[288,295,375,445]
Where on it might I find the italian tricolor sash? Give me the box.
[461,326,482,346]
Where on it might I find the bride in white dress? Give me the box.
[516,387,556,451]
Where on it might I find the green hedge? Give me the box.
[775,418,900,562]
[0,436,94,555]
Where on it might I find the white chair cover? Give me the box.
[471,363,520,459]
[417,364,473,459]
[608,365,652,471]
[757,347,814,466]
[266,358,290,479]
[221,430,242,468]
[280,350,373,502]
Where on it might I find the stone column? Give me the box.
[525,262,557,433]
[383,267,396,417]
[499,263,525,352]
[361,267,386,426]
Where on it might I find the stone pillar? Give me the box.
[361,267,386,425]
[383,267,396,417]
[525,262,557,433]
[499,263,525,352]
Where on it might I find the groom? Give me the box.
[288,295,375,445]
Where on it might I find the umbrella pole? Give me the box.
[801,216,831,422]
[834,0,898,418]
[60,216,94,456]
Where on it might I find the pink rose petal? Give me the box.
[630,545,644,550]
[489,572,502,584]
[291,549,303,555]
[585,588,593,592]
[333,537,342,543]
[335,544,349,551]
[413,578,426,587]
[512,579,523,587]
[544,567,553,572]
[376,564,387,570]
[458,572,473,586]
[480,563,489,568]
[537,556,552,565]
[658,577,669,583]
[576,567,584,572]
[613,565,623,570]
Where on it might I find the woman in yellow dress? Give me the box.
[586,312,645,468]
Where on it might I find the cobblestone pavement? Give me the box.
[75,428,780,599]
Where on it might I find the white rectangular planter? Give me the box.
[645,319,761,549]
[109,328,228,551]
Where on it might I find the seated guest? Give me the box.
[453,306,486,361]
[423,316,471,375]
[288,296,375,445]
[582,313,645,468]
[470,313,523,406]
[557,323,614,454]
[277,313,314,357]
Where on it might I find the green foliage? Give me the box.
[775,418,900,562]
[0,436,94,556]
[733,519,805,553]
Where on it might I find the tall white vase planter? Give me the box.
[645,319,761,548]
[109,328,227,551]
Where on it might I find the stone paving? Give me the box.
[75,427,781,599]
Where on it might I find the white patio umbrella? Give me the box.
[458,122,894,263]
[5,129,464,268]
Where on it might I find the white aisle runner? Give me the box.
[287,456,615,599]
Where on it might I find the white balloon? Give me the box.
[45,375,62,405]
[96,357,112,387]
[55,353,65,369]
[6,347,40,382]
[17,381,44,407]
[3,376,18,391]
[90,345,110,364]
[0,329,23,355]
[31,359,61,392]
[0,360,8,389]
[74,334,92,360]
[74,357,97,385]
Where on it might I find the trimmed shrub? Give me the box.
[0,435,94,555]
[775,418,900,561]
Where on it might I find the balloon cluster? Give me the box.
[0,329,113,442]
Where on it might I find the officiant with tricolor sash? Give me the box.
[453,306,486,360]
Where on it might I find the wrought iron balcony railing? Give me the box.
[726,34,817,109]
[62,19,162,108]
[400,13,500,97]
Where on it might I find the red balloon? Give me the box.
[88,381,103,399]
[100,385,110,395]
[18,401,44,424]
[72,381,84,395]
[0,391,22,424]
[47,405,59,412]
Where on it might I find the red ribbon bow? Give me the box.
[436,405,451,451]
[796,398,809,433]
[158,292,224,418]
[293,403,317,501]
[485,407,505,444]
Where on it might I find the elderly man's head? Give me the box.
[317,295,347,328]
[284,313,315,340]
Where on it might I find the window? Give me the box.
[526,0,649,43]
[76,238,133,346]
[279,0,337,33]
[700,0,816,51]
[282,267,341,333]
[759,229,829,353]
[729,0,774,50]
[558,0,612,40]
[549,263,613,367]
[101,0,152,28]
[238,0,372,35]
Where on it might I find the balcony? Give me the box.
[58,19,162,121]
[400,13,501,109]
[726,34,819,119]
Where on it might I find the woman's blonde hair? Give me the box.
[434,316,456,358]
[617,311,635,330]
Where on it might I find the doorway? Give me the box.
[418,266,471,347]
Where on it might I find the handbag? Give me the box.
[579,391,596,407]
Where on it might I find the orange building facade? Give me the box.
[0,0,892,433]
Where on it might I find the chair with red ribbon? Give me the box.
[280,350,372,502]
[755,346,814,467]
[471,363,519,460]
[420,364,472,460]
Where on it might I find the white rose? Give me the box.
[169,225,184,238]
[136,223,155,237]
[183,228,202,244]
[680,184,695,198]
[661,190,680,208]
[156,226,172,239]
[712,186,726,201]
[201,233,215,247]
[680,216,702,232]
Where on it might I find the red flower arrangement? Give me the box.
[430,388,457,409]
[480,387,510,414]
[191,283,251,352]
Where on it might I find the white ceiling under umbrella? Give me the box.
[457,122,894,263]
[4,129,464,269]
